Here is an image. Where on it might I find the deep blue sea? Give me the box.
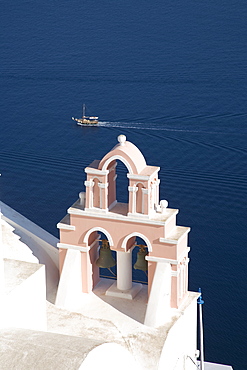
[1,1,246,368]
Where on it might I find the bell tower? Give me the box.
[83,134,160,217]
[56,135,191,327]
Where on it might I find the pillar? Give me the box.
[84,180,94,209]
[117,250,132,290]
[128,185,137,214]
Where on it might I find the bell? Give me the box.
[134,245,148,272]
[96,239,116,268]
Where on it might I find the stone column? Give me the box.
[84,180,94,209]
[128,185,137,214]
[117,250,132,290]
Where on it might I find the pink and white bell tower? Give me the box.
[56,135,191,326]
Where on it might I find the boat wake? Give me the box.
[97,120,240,135]
[98,120,198,132]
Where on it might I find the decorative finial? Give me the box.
[118,135,126,146]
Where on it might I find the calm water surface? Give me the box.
[1,1,247,369]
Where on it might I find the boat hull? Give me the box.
[72,117,98,125]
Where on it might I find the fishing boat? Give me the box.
[72,104,98,125]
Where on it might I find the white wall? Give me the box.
[158,293,198,370]
[0,263,47,331]
[145,262,171,327]
[55,248,82,310]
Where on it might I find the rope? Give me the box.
[187,356,200,369]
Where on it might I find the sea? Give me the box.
[0,1,246,369]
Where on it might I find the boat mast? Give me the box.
[82,104,86,118]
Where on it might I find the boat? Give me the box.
[72,104,98,125]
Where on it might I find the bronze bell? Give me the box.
[134,245,148,272]
[96,239,116,268]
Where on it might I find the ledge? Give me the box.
[57,214,75,230]
[159,226,190,245]
[66,199,180,227]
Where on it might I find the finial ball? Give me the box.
[118,135,126,145]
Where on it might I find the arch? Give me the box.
[83,227,114,247]
[121,232,152,252]
[102,155,134,174]
[92,176,103,182]
[98,140,147,174]
[135,181,145,187]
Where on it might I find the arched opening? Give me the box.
[120,233,149,286]
[107,159,129,208]
[107,160,117,210]
[116,160,129,204]
[84,228,116,290]
[97,231,117,281]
